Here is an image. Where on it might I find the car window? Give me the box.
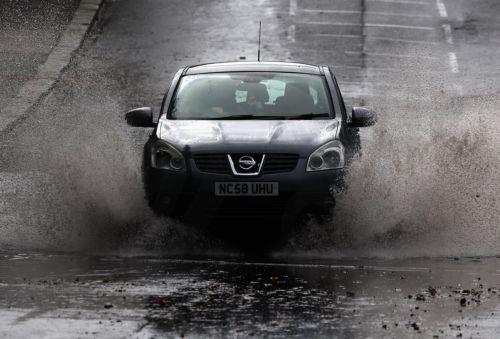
[168,72,333,120]
[260,79,285,104]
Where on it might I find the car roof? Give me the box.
[184,61,324,75]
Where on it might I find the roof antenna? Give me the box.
[257,21,262,62]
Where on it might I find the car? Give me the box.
[125,61,376,231]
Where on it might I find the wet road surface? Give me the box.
[0,0,80,109]
[2,253,500,337]
[0,0,500,336]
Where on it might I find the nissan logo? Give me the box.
[238,155,256,170]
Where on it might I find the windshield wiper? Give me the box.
[209,115,286,120]
[286,113,331,120]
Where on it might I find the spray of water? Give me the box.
[0,68,213,253]
[1,33,498,258]
[286,49,500,258]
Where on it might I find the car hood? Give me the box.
[156,118,340,156]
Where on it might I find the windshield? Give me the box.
[167,72,333,120]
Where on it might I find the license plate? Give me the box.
[215,182,279,196]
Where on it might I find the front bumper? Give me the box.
[148,158,345,217]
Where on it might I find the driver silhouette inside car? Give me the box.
[275,82,314,115]
[207,80,243,116]
[240,83,270,115]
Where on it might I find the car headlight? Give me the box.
[151,140,186,171]
[307,140,345,171]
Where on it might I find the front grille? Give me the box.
[193,154,230,174]
[262,154,299,174]
[193,153,299,175]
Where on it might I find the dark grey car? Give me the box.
[126,61,376,228]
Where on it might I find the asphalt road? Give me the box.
[2,253,500,337]
[0,0,500,337]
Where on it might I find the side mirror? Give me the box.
[125,107,156,127]
[348,107,377,128]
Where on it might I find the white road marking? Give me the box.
[345,50,439,60]
[298,22,435,31]
[365,23,436,30]
[312,33,362,39]
[366,11,432,18]
[287,25,296,42]
[302,8,432,18]
[442,23,453,44]
[437,2,458,75]
[340,81,424,90]
[289,0,297,16]
[332,65,402,72]
[339,81,369,85]
[367,0,429,5]
[436,0,448,17]
[302,9,361,15]
[333,65,445,73]
[331,65,364,70]
[448,52,459,73]
[315,33,439,45]
[366,36,440,44]
[297,21,362,27]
